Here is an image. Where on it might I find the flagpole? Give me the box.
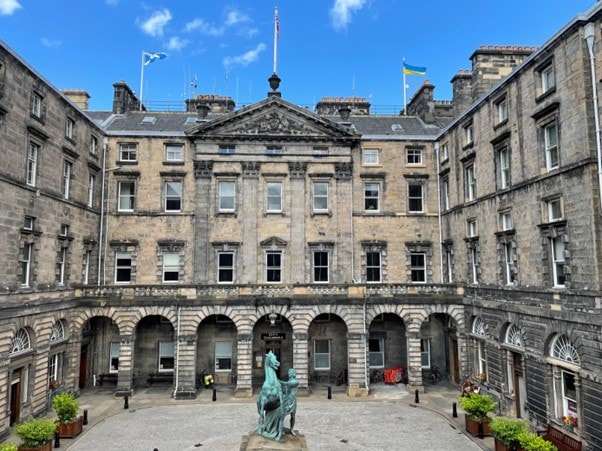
[403,58,407,116]
[273,6,278,74]
[140,51,145,111]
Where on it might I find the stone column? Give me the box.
[292,332,309,396]
[0,357,9,440]
[116,334,134,396]
[235,333,253,398]
[31,342,50,414]
[346,332,369,397]
[241,162,260,283]
[334,162,353,282]
[288,162,307,282]
[174,334,197,399]
[406,330,425,392]
[194,160,213,283]
[65,334,82,396]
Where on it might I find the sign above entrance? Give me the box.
[262,332,286,341]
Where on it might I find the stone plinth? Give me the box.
[240,431,307,451]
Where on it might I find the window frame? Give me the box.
[164,181,183,212]
[21,242,33,287]
[109,341,120,373]
[114,251,133,284]
[500,212,513,231]
[550,236,566,288]
[314,339,331,371]
[87,173,96,208]
[215,341,233,372]
[541,64,556,94]
[162,252,180,284]
[504,242,515,285]
[62,161,72,199]
[441,177,450,211]
[362,148,379,165]
[90,135,98,155]
[218,180,236,212]
[410,252,426,283]
[266,251,282,283]
[421,338,431,369]
[165,143,184,162]
[470,246,479,284]
[158,340,174,373]
[464,123,474,146]
[31,92,43,117]
[266,181,283,213]
[547,198,562,222]
[496,98,508,124]
[58,247,67,286]
[312,182,329,212]
[217,251,234,284]
[366,250,382,283]
[218,145,236,155]
[119,143,138,162]
[408,182,424,213]
[65,117,75,140]
[118,180,136,212]
[312,250,329,283]
[465,163,476,201]
[369,338,385,368]
[406,148,423,165]
[364,182,380,212]
[544,121,559,171]
[26,142,39,187]
[498,145,510,189]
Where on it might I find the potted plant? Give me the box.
[490,417,529,451]
[0,443,18,451]
[458,392,496,437]
[52,391,83,439]
[517,431,558,451]
[14,418,56,451]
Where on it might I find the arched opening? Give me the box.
[308,313,348,386]
[133,315,175,388]
[420,313,458,383]
[252,313,293,386]
[368,313,407,383]
[197,314,238,387]
[80,316,119,389]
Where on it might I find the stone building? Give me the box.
[1,3,602,449]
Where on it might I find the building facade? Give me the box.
[1,3,602,449]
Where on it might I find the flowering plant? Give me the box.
[562,414,578,430]
[48,379,61,390]
[477,372,487,383]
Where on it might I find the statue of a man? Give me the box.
[280,368,299,435]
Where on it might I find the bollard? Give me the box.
[327,386,332,400]
[452,402,457,418]
[83,408,88,425]
[212,387,217,402]
[478,420,484,439]
[54,429,60,448]
[414,389,419,404]
[124,394,129,409]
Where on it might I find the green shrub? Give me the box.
[518,431,558,451]
[490,417,529,446]
[458,392,496,420]
[0,443,18,451]
[14,418,56,448]
[52,391,79,424]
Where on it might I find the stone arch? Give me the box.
[73,307,123,335]
[131,306,177,330]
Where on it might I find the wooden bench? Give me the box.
[539,424,582,451]
[98,373,117,386]
[146,372,174,386]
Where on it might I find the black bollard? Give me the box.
[212,387,217,402]
[452,402,457,418]
[414,389,419,404]
[54,429,60,448]
[477,420,484,439]
[327,386,332,399]
[124,394,129,409]
[83,408,88,425]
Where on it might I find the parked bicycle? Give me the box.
[430,365,442,384]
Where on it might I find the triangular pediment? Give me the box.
[186,96,360,142]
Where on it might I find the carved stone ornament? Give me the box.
[232,110,316,135]
[194,160,213,178]
[242,162,261,178]
[288,162,307,178]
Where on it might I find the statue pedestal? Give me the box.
[240,430,307,450]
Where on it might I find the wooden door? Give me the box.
[79,347,88,389]
[10,369,22,426]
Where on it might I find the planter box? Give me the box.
[465,414,492,437]
[18,441,52,451]
[58,415,83,439]
[494,437,525,451]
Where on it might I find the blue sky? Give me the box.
[0,0,596,112]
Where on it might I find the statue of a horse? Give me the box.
[256,351,284,441]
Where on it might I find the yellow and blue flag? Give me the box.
[403,62,426,75]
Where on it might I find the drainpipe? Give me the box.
[97,138,108,285]
[173,298,181,398]
[585,23,602,211]
[434,142,444,282]
[363,295,369,392]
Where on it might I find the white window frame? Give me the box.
[217,251,234,284]
[31,92,42,117]
[442,178,450,211]
[266,251,282,283]
[496,98,508,123]
[165,181,182,212]
[550,236,565,288]
[369,338,385,368]
[476,340,487,376]
[421,338,431,368]
[445,249,453,283]
[90,136,98,155]
[547,198,562,222]
[465,164,476,201]
[312,250,329,283]
[410,252,426,283]
[165,143,184,161]
[504,242,515,285]
[83,250,91,284]
[266,146,283,155]
[408,182,424,213]
[215,341,233,372]
[119,143,137,162]
[541,64,555,94]
[362,148,379,165]
[62,161,72,199]
[109,341,120,373]
[158,340,174,373]
[499,147,510,189]
[314,339,331,370]
[544,121,559,170]
[467,219,478,238]
[118,181,136,212]
[441,143,449,161]
[266,182,282,212]
[65,118,74,139]
[219,145,236,155]
[312,182,329,212]
[48,353,60,384]
[26,142,39,187]
[115,251,132,284]
[87,173,95,208]
[218,181,236,212]
[58,247,67,285]
[501,212,513,231]
[21,242,32,287]
[464,123,474,145]
[407,148,422,165]
[366,250,382,283]
[364,182,380,212]
[162,252,180,284]
[470,247,478,284]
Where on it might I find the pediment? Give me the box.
[186,96,359,142]
[260,236,288,248]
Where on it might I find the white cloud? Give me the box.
[225,9,249,26]
[41,37,62,48]
[223,43,266,68]
[184,17,224,37]
[166,36,189,51]
[330,0,366,31]
[0,0,21,16]
[139,8,172,37]
[105,0,118,5]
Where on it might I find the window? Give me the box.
[119,143,137,162]
[266,251,282,283]
[266,146,283,155]
[109,342,120,373]
[496,98,508,124]
[162,252,180,283]
[476,340,487,376]
[90,136,98,155]
[408,182,424,213]
[218,181,236,212]
[464,123,474,146]
[550,236,565,287]
[500,212,513,231]
[62,161,72,199]
[467,219,477,237]
[544,121,559,170]
[58,247,67,285]
[407,148,422,165]
[21,243,32,287]
[366,251,381,283]
[141,116,156,124]
[24,216,35,231]
[83,250,91,284]
[465,164,476,201]
[470,247,479,284]
[441,177,450,211]
[48,354,61,384]
[313,146,329,156]
[65,118,74,139]
[165,144,183,161]
[410,252,426,283]
[59,224,69,236]
[312,182,329,212]
[31,92,42,117]
[421,339,431,368]
[364,183,380,212]
[118,181,135,211]
[26,142,39,186]
[219,145,236,155]
[369,338,384,368]
[158,341,174,372]
[504,242,515,285]
[10,328,31,355]
[115,252,132,284]
[498,146,510,189]
[313,251,329,283]
[266,182,282,212]
[541,64,555,94]
[165,181,182,212]
[215,341,232,371]
[362,148,379,165]
[314,340,330,370]
[444,247,453,283]
[547,198,562,222]
[441,143,449,161]
[218,252,234,283]
[87,174,95,207]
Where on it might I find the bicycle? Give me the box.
[430,365,442,384]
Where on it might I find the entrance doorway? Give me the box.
[79,346,88,389]
[10,369,22,426]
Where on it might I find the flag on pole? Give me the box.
[275,7,280,38]
[143,51,168,66]
[403,62,427,75]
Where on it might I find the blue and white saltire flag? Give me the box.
[143,51,167,66]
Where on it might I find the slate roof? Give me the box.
[328,115,450,140]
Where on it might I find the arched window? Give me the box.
[471,317,487,377]
[505,324,524,348]
[472,316,486,336]
[549,334,580,428]
[50,320,65,342]
[10,328,31,354]
[551,335,580,364]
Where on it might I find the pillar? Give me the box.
[235,333,253,398]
